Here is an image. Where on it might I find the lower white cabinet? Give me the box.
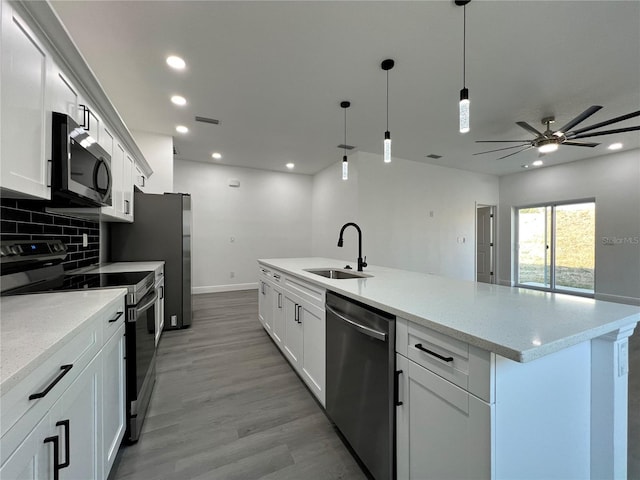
[257,264,326,406]
[396,354,492,480]
[0,297,126,480]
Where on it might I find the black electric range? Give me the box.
[0,239,157,444]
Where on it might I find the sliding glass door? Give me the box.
[516,201,595,295]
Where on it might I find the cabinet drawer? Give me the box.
[0,321,100,465]
[283,275,325,309]
[396,317,493,402]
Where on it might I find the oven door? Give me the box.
[125,288,157,443]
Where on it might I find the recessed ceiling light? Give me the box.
[286,163,295,169]
[166,55,186,70]
[171,95,187,106]
[176,125,188,134]
[608,142,623,150]
[211,152,222,160]
[532,160,544,167]
[521,164,530,169]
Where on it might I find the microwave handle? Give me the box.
[93,158,112,203]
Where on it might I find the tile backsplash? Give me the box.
[1,198,99,271]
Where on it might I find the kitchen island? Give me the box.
[258,257,640,479]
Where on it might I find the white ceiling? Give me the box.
[50,1,640,176]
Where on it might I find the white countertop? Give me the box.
[0,289,127,392]
[259,257,640,362]
[84,261,164,276]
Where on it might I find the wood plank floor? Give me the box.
[110,290,367,480]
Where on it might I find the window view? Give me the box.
[516,201,595,295]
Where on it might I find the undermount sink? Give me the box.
[304,268,372,279]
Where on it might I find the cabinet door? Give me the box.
[122,153,134,221]
[0,3,51,199]
[271,287,284,346]
[282,295,303,369]
[51,358,102,480]
[396,354,492,480]
[134,164,147,192]
[50,69,78,120]
[301,303,325,405]
[0,413,51,480]
[258,280,273,333]
[101,324,125,478]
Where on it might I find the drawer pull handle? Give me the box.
[43,435,61,480]
[29,364,73,400]
[415,343,454,363]
[108,311,124,323]
[56,420,71,469]
[273,274,281,279]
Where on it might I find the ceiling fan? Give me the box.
[474,106,640,160]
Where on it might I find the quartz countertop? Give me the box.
[258,257,640,362]
[0,289,127,392]
[82,261,164,276]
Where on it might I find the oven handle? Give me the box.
[326,305,387,342]
[136,290,158,315]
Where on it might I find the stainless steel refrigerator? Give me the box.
[110,192,192,329]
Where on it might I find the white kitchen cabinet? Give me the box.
[123,153,134,219]
[49,67,78,121]
[396,354,492,480]
[134,164,147,192]
[77,102,100,144]
[271,286,284,346]
[0,295,126,480]
[258,267,273,334]
[282,294,304,368]
[101,323,125,477]
[0,1,51,200]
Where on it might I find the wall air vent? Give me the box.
[337,144,355,150]
[426,154,442,159]
[195,116,220,125]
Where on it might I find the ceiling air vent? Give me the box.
[195,116,220,125]
[337,144,355,150]
[426,154,442,159]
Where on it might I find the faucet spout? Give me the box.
[337,222,367,272]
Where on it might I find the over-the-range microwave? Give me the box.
[51,111,112,207]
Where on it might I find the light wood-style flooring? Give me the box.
[110,290,367,480]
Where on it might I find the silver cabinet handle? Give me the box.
[278,292,282,309]
[273,274,281,280]
[326,305,387,342]
[296,305,302,323]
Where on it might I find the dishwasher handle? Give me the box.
[326,304,388,342]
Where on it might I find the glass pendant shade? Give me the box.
[384,131,392,163]
[342,156,348,180]
[459,88,470,133]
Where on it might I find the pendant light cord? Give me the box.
[344,107,347,156]
[386,70,390,131]
[462,4,466,88]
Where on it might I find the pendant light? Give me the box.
[456,0,471,134]
[381,59,395,163]
[340,101,351,180]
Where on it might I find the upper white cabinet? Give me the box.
[134,164,147,192]
[0,1,51,200]
[50,68,79,121]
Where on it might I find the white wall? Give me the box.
[174,160,312,292]
[312,152,500,280]
[132,130,174,194]
[498,149,640,304]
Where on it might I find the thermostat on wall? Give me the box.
[228,179,240,187]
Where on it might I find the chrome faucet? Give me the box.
[337,222,367,272]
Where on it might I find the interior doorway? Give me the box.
[476,205,496,284]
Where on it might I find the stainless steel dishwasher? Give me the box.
[325,291,396,480]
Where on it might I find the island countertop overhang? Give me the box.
[258,257,640,362]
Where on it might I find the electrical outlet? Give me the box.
[171,315,178,327]
[82,233,88,248]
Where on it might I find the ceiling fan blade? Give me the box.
[562,141,599,147]
[516,121,544,137]
[473,144,530,156]
[567,110,640,136]
[475,140,532,143]
[496,145,534,160]
[570,125,640,140]
[557,105,602,133]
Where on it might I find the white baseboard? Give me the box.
[192,282,259,294]
[594,293,640,306]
